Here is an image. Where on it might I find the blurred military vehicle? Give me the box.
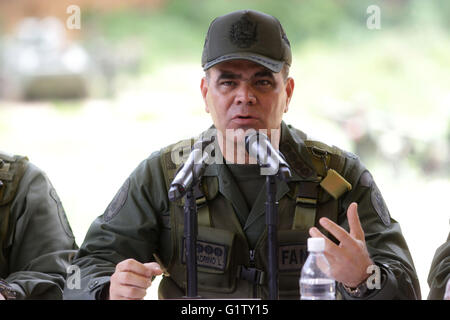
[0,17,90,100]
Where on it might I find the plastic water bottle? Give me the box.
[300,237,335,300]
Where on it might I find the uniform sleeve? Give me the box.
[336,155,421,300]
[63,153,168,300]
[427,233,450,300]
[5,163,78,299]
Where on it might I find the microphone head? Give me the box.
[168,184,184,202]
[278,166,292,181]
[245,131,267,153]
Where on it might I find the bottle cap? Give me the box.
[307,237,325,252]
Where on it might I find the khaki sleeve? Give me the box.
[64,152,167,300]
[427,233,450,300]
[6,163,78,299]
[337,155,421,300]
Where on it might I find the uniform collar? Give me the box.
[201,121,318,181]
[198,121,318,230]
[279,121,318,182]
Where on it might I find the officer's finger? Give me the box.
[309,227,341,258]
[116,259,154,278]
[143,262,163,277]
[115,270,152,289]
[116,285,147,300]
[347,202,365,241]
[319,217,353,247]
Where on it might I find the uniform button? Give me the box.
[89,280,99,290]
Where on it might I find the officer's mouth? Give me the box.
[231,115,259,125]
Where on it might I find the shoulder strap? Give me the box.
[159,140,214,227]
[304,140,352,199]
[0,153,29,273]
[291,141,352,231]
[0,153,29,205]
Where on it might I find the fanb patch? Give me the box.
[279,244,307,272]
[103,178,130,222]
[371,183,391,226]
[182,239,227,271]
[229,16,257,48]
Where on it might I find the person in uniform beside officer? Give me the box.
[64,10,421,300]
[0,151,78,299]
[427,232,449,300]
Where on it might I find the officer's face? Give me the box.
[201,60,294,146]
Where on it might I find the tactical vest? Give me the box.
[157,129,353,299]
[0,152,29,277]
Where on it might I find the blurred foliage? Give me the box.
[73,0,449,178]
[1,0,449,177]
[80,0,450,71]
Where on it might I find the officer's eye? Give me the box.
[255,79,273,87]
[220,80,236,87]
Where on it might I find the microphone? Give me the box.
[168,137,215,201]
[245,131,292,180]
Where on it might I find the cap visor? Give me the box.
[203,52,284,73]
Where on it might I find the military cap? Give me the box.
[201,9,292,73]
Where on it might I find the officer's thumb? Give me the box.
[144,262,163,277]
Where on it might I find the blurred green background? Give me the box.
[0,0,449,299]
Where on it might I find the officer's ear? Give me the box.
[200,77,210,113]
[284,77,295,113]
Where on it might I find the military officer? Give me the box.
[427,232,449,300]
[64,9,421,300]
[0,151,78,299]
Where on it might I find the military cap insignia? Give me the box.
[103,178,130,222]
[229,16,257,48]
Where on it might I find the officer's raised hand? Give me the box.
[109,259,162,300]
[309,202,374,288]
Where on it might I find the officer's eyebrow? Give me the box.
[216,69,275,82]
[253,70,275,80]
[216,70,242,82]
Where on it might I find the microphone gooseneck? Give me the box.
[168,137,215,202]
[244,131,292,180]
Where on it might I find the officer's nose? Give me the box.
[235,83,256,106]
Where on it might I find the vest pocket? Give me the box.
[178,226,238,293]
[277,229,309,298]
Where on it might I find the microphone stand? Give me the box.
[265,172,279,300]
[246,132,291,300]
[183,183,201,299]
[168,137,214,299]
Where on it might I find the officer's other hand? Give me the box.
[0,293,5,300]
[109,258,163,300]
[309,202,374,288]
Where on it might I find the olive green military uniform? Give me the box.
[427,233,449,299]
[0,152,78,299]
[64,122,420,300]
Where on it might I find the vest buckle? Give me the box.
[237,265,265,285]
